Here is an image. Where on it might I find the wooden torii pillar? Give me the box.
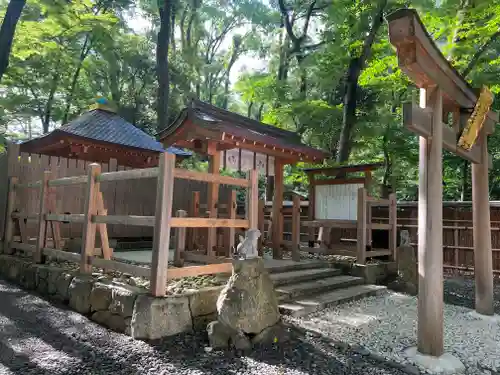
[388,8,498,360]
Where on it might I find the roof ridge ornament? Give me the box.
[90,97,117,113]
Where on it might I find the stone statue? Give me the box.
[232,229,261,260]
[400,230,410,246]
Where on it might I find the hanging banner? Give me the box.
[220,148,274,176]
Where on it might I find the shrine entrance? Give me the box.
[388,8,498,363]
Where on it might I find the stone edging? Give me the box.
[0,254,221,340]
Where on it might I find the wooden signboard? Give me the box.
[458,86,494,151]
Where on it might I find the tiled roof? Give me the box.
[52,109,191,156]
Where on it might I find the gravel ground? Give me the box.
[0,278,406,375]
[290,280,500,375]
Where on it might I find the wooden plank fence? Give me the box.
[1,152,258,296]
[0,144,231,240]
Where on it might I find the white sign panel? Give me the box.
[314,183,363,220]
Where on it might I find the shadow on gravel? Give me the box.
[443,277,500,313]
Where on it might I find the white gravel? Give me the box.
[290,291,500,374]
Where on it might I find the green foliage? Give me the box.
[3,0,500,201]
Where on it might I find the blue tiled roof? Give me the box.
[57,109,191,156]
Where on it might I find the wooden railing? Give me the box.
[2,153,258,296]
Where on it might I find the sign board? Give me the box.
[458,86,494,151]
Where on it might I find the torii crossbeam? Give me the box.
[388,8,499,361]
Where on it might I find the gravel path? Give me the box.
[291,282,500,375]
[0,278,405,375]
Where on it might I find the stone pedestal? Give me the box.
[207,257,281,350]
[389,244,418,295]
[404,347,465,375]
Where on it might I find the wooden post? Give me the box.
[174,210,187,267]
[272,159,284,259]
[3,177,17,254]
[307,173,315,245]
[227,190,237,256]
[472,131,494,315]
[188,191,200,251]
[291,194,301,261]
[206,150,221,257]
[81,164,101,274]
[258,199,265,254]
[453,210,459,273]
[246,169,259,229]
[34,171,51,263]
[389,193,397,261]
[356,187,367,265]
[150,153,176,297]
[96,192,112,260]
[417,87,444,357]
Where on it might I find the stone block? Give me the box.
[193,313,217,331]
[131,294,192,340]
[188,286,222,318]
[90,282,113,312]
[68,276,94,314]
[109,284,143,318]
[55,271,75,302]
[20,263,37,290]
[352,262,397,285]
[207,320,231,349]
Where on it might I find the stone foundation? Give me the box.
[0,254,222,340]
[351,262,397,284]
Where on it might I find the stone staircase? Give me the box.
[267,261,386,317]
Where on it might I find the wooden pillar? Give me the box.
[150,153,176,297]
[291,194,301,261]
[365,172,373,246]
[266,175,274,202]
[307,173,315,244]
[81,164,101,274]
[258,199,265,254]
[188,191,200,251]
[356,187,367,265]
[472,131,494,315]
[174,210,187,267]
[272,159,284,259]
[206,147,220,257]
[247,169,259,229]
[417,87,444,357]
[389,193,397,261]
[3,177,17,254]
[227,190,237,256]
[34,171,51,264]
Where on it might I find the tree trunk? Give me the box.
[257,103,264,120]
[0,0,26,83]
[247,101,253,117]
[335,0,387,162]
[62,35,92,124]
[42,72,60,133]
[157,0,172,131]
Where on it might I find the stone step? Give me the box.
[265,260,330,274]
[279,284,387,317]
[270,267,342,287]
[275,275,364,300]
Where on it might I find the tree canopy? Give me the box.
[2,0,500,200]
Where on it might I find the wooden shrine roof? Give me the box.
[158,99,330,163]
[21,108,191,167]
[387,8,498,130]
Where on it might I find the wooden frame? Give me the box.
[1,151,258,297]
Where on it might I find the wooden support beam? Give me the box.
[34,171,51,263]
[81,164,101,274]
[389,193,397,261]
[188,191,200,251]
[206,150,221,257]
[417,87,444,357]
[307,173,315,244]
[247,169,259,229]
[174,210,187,267]
[3,177,17,255]
[227,190,237,257]
[150,153,176,297]
[403,103,492,167]
[258,199,265,255]
[291,194,301,261]
[96,192,112,260]
[170,218,249,228]
[472,132,494,315]
[272,159,284,259]
[356,187,367,265]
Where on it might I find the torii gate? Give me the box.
[388,9,498,362]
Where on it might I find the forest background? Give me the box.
[1,0,500,201]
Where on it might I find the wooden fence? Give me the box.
[0,144,231,240]
[2,153,259,296]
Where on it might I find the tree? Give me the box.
[0,0,26,83]
[157,0,173,131]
